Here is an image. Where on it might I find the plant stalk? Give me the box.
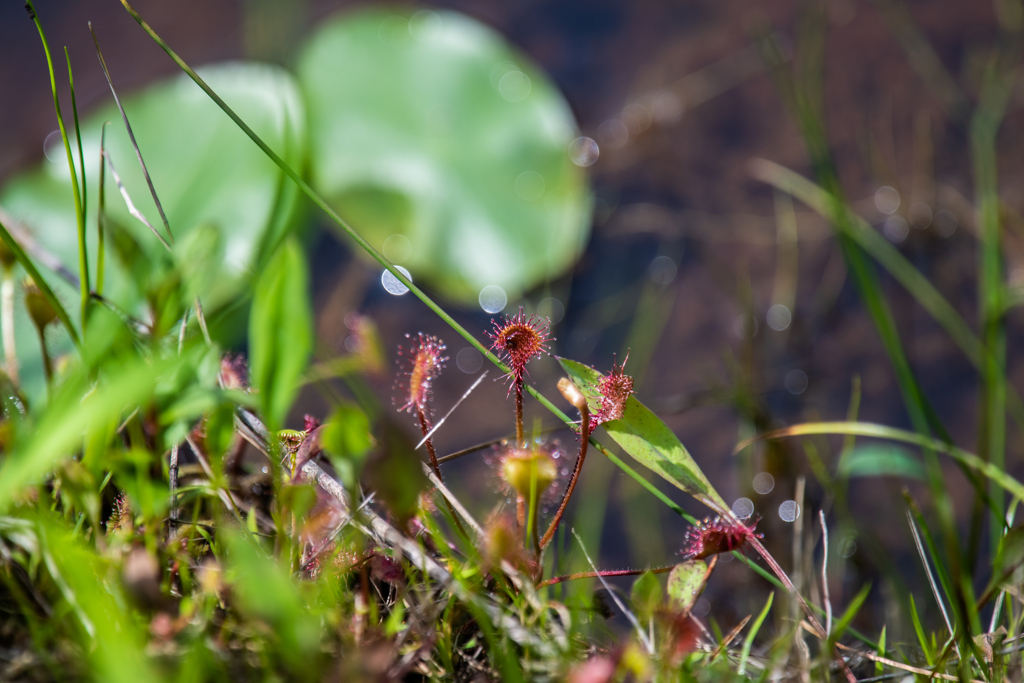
[35,325,52,386]
[528,466,539,556]
[514,381,524,447]
[537,565,673,589]
[416,407,466,538]
[540,383,590,551]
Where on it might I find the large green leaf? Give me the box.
[557,357,727,513]
[298,8,591,302]
[249,238,312,430]
[0,62,306,402]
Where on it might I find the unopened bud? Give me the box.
[23,277,56,330]
[501,446,557,497]
[0,239,16,272]
[558,377,588,413]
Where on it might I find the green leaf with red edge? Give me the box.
[556,357,727,513]
[666,560,708,613]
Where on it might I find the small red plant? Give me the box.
[487,307,552,447]
[487,307,552,390]
[392,332,467,537]
[586,351,634,431]
[680,515,762,560]
[394,333,447,415]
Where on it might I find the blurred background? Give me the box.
[2,0,1022,640]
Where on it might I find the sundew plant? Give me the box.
[0,1,1023,681]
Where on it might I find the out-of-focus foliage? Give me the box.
[298,8,592,303]
[249,237,312,430]
[0,63,306,402]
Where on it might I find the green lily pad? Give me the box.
[0,62,306,402]
[557,357,728,513]
[298,8,591,303]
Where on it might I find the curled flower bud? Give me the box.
[558,377,588,413]
[487,307,551,392]
[394,333,447,415]
[680,515,762,560]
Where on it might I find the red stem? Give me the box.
[537,564,673,589]
[539,403,590,551]
[514,380,524,447]
[417,408,442,479]
[417,407,467,538]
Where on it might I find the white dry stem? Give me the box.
[819,510,832,637]
[415,371,487,450]
[1,274,17,384]
[103,152,170,251]
[834,641,986,683]
[424,467,483,538]
[906,510,958,657]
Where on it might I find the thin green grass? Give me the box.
[26,0,89,330]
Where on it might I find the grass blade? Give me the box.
[102,152,171,251]
[750,159,983,368]
[64,47,87,245]
[828,583,871,646]
[97,122,108,295]
[738,591,773,676]
[89,22,173,246]
[909,594,934,665]
[25,0,88,331]
[972,54,1016,557]
[737,421,1024,503]
[906,510,955,643]
[249,238,312,430]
